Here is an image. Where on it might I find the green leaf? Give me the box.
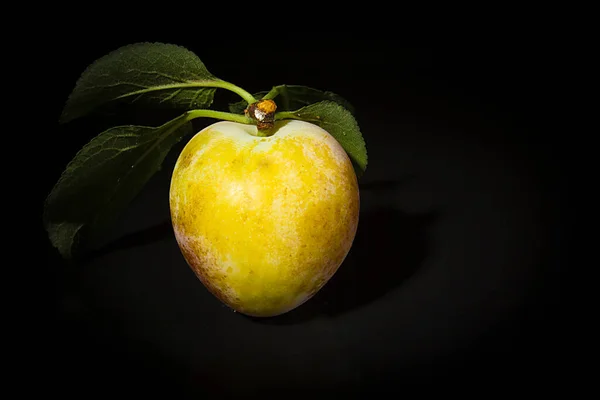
[60,42,220,124]
[278,101,367,176]
[44,114,193,258]
[228,85,355,115]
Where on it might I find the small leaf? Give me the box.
[282,101,367,176]
[44,115,193,258]
[60,42,220,124]
[228,85,355,115]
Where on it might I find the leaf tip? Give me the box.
[45,221,82,260]
[58,109,72,125]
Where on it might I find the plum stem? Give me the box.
[245,99,277,134]
[212,80,257,104]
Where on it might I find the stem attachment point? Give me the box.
[245,99,277,132]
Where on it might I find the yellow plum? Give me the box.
[169,119,359,317]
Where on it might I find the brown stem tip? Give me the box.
[245,99,277,131]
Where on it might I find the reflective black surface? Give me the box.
[39,33,562,396]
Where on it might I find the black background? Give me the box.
[38,30,563,396]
